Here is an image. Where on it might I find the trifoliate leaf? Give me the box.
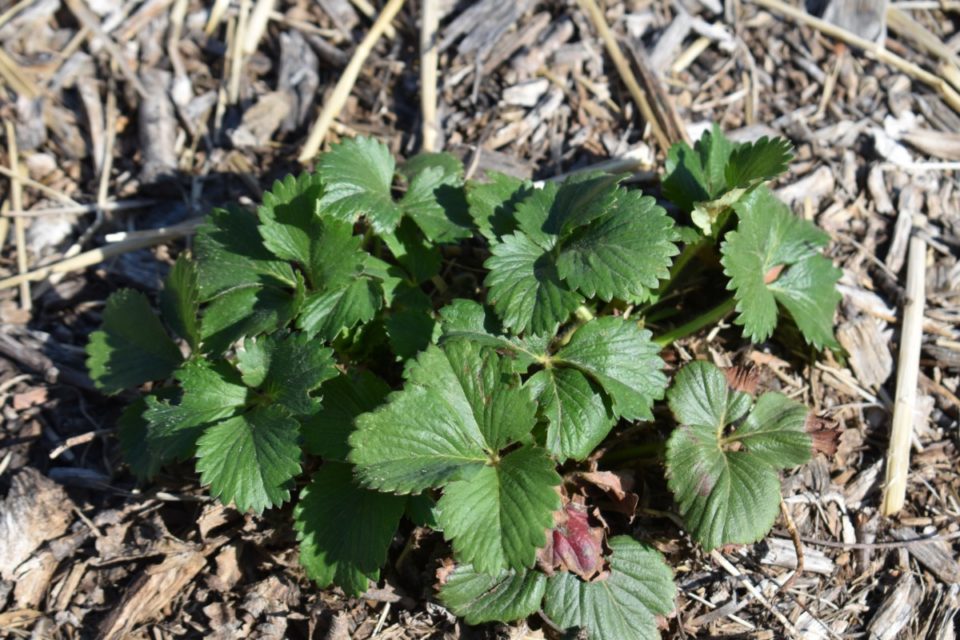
[194,206,295,301]
[438,445,560,572]
[400,165,472,243]
[144,359,249,464]
[485,231,582,336]
[553,317,667,421]
[297,278,383,341]
[195,406,301,513]
[294,462,405,596]
[87,290,183,394]
[721,186,840,348]
[440,565,547,625]
[555,190,679,302]
[236,332,337,415]
[665,361,812,549]
[662,124,734,212]
[160,256,201,350]
[724,136,793,189]
[317,136,402,233]
[301,371,391,461]
[200,283,300,354]
[466,172,532,241]
[258,174,372,291]
[544,536,676,640]
[350,341,538,493]
[528,367,615,461]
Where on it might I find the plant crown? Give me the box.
[87,126,840,639]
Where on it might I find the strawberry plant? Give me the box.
[87,127,840,639]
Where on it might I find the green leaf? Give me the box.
[200,283,300,354]
[294,462,405,596]
[385,298,437,360]
[724,136,793,189]
[195,406,302,513]
[545,172,623,235]
[318,136,402,233]
[528,367,615,461]
[382,218,441,284]
[237,332,337,415]
[440,565,547,625]
[721,186,840,348]
[350,341,538,493]
[297,278,383,341]
[143,359,249,464]
[438,299,545,372]
[117,398,161,480]
[399,151,464,182]
[556,190,679,302]
[86,290,183,394]
[400,165,472,243]
[544,536,676,640]
[485,231,582,335]
[160,256,201,350]
[665,361,812,549]
[466,172,532,241]
[256,172,324,266]
[194,207,295,301]
[301,371,391,461]
[662,124,734,212]
[553,317,667,421]
[438,445,560,572]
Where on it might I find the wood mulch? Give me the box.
[1,0,959,638]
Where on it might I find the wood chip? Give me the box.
[836,316,893,389]
[0,468,75,579]
[891,528,960,584]
[866,573,921,640]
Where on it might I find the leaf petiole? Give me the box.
[653,297,736,348]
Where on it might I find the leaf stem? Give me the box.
[654,297,736,348]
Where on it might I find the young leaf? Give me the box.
[438,445,560,572]
[485,231,582,336]
[194,206,295,301]
[317,136,402,233]
[256,172,324,268]
[294,462,405,596]
[440,565,547,625]
[544,536,676,640]
[528,367,615,461]
[555,190,679,302]
[665,361,812,549]
[297,278,383,342]
[553,317,667,421]
[236,332,338,415]
[400,165,472,243]
[721,186,841,348]
[200,283,301,355]
[466,172,532,241]
[301,371,391,461]
[661,124,734,212]
[87,290,183,394]
[195,406,302,514]
[160,256,201,350]
[724,136,793,189]
[350,341,538,493]
[382,218,442,284]
[144,359,249,464]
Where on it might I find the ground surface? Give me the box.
[0,0,959,638]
